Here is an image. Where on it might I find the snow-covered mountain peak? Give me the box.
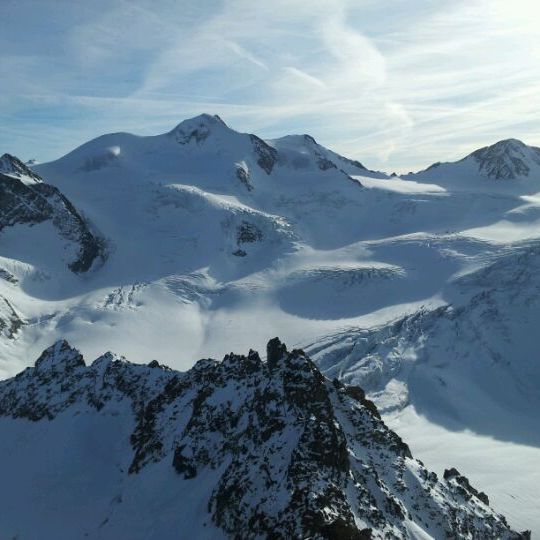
[168,113,230,145]
[0,153,42,184]
[270,133,380,177]
[466,138,540,179]
[483,138,528,150]
[176,112,227,128]
[34,339,84,373]
[275,134,318,146]
[407,137,540,186]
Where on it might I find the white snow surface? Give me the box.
[1,115,539,534]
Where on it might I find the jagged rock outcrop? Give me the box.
[236,220,263,244]
[235,163,253,191]
[0,153,42,183]
[443,468,489,506]
[0,169,105,273]
[0,297,23,339]
[0,339,527,539]
[0,268,17,284]
[249,134,278,174]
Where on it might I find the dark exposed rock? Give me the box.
[172,445,197,478]
[236,221,263,244]
[249,134,278,174]
[0,171,106,273]
[317,157,337,171]
[315,152,338,171]
[0,268,18,283]
[0,296,24,339]
[444,467,490,506]
[231,220,263,257]
[0,153,42,182]
[266,336,287,370]
[344,385,381,420]
[235,164,253,191]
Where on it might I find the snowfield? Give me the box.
[1,114,539,535]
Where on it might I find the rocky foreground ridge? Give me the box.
[0,339,529,539]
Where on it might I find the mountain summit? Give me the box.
[468,138,540,179]
[168,113,231,145]
[408,138,540,184]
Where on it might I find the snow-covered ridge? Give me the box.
[37,112,385,183]
[0,338,527,539]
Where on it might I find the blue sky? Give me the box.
[2,0,540,172]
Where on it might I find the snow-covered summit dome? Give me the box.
[168,113,230,145]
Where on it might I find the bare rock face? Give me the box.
[0,338,528,539]
[236,221,263,244]
[235,163,253,191]
[250,134,278,174]
[0,169,105,273]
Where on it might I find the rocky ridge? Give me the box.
[0,338,528,539]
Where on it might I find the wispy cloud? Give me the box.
[1,0,539,172]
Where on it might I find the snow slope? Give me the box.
[1,115,539,533]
